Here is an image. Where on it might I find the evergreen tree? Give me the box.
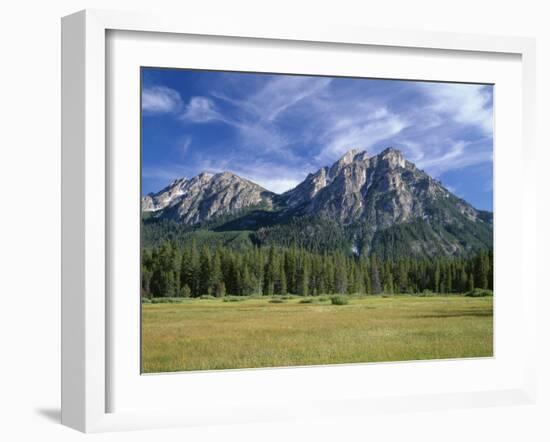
[299,259,309,296]
[446,268,453,293]
[371,257,382,295]
[264,245,277,296]
[334,252,348,294]
[397,260,409,293]
[279,263,287,295]
[211,250,223,292]
[354,262,365,294]
[434,262,441,293]
[474,250,490,290]
[214,281,226,298]
[460,268,468,293]
[384,271,394,294]
[241,265,255,295]
[323,255,335,294]
[285,246,297,294]
[199,246,212,295]
[468,272,475,293]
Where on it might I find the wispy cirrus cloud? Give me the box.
[421,83,493,136]
[206,76,333,154]
[315,107,408,164]
[249,76,332,123]
[178,136,193,158]
[395,83,494,177]
[180,96,229,124]
[142,86,182,114]
[141,70,494,209]
[416,140,493,176]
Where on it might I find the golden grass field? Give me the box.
[141,295,493,373]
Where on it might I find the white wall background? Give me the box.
[0,1,548,441]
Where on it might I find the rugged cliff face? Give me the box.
[282,147,481,227]
[142,148,492,257]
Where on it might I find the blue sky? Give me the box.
[141,68,493,211]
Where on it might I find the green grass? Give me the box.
[141,295,493,373]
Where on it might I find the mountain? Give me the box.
[282,148,479,225]
[142,171,275,225]
[142,148,493,258]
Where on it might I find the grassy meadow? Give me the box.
[141,295,493,373]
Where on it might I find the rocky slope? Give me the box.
[282,147,481,226]
[142,171,275,225]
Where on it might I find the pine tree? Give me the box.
[385,271,394,294]
[354,262,365,294]
[161,270,176,297]
[264,245,277,296]
[323,255,335,294]
[397,260,409,293]
[241,265,255,296]
[211,250,223,293]
[347,263,356,294]
[199,247,212,295]
[187,240,200,296]
[285,245,297,294]
[434,261,441,293]
[371,258,382,295]
[214,281,226,298]
[460,267,468,293]
[279,263,287,295]
[141,266,152,296]
[299,259,309,296]
[468,272,475,293]
[474,250,490,290]
[141,249,153,296]
[334,252,348,294]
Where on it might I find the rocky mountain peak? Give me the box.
[142,169,274,224]
[196,171,214,181]
[329,148,360,178]
[340,148,359,163]
[353,150,370,162]
[214,171,234,179]
[378,147,406,168]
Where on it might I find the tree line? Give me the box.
[141,241,493,298]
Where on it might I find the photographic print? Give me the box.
[140,68,493,373]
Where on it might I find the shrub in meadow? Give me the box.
[466,288,493,297]
[299,298,315,304]
[330,296,349,305]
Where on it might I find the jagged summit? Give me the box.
[337,148,359,163]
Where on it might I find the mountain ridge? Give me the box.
[142,148,492,258]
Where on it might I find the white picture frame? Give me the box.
[61,9,537,433]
